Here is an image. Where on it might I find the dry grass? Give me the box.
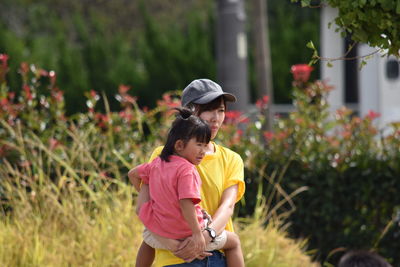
[0,121,318,266]
[0,181,318,267]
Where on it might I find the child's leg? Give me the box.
[222,231,245,267]
[135,241,155,267]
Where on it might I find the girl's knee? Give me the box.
[227,232,241,247]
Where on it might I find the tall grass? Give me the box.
[0,121,318,266]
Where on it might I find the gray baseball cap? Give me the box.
[181,79,237,107]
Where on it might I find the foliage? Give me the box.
[292,0,400,57]
[0,0,215,114]
[0,0,320,111]
[218,70,400,265]
[0,57,318,266]
[264,0,320,103]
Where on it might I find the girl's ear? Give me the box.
[174,140,184,152]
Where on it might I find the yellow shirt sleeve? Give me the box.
[223,151,245,203]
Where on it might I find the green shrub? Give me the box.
[0,57,318,266]
[219,76,400,265]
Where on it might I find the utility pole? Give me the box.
[216,0,249,111]
[253,0,274,130]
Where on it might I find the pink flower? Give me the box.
[291,64,314,82]
[49,71,56,86]
[366,110,380,120]
[49,138,61,150]
[51,87,64,102]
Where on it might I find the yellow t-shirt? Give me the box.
[148,142,245,267]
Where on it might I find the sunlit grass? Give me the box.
[0,181,143,266]
[0,191,318,266]
[0,120,318,266]
[0,178,318,266]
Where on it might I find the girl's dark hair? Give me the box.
[186,96,226,115]
[160,107,211,162]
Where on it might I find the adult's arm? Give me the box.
[173,184,238,261]
[207,184,238,235]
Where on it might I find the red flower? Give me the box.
[256,95,269,110]
[123,94,137,104]
[23,84,33,100]
[0,144,11,157]
[263,131,274,141]
[295,117,304,124]
[39,69,49,77]
[0,54,9,82]
[19,62,29,75]
[224,111,249,124]
[0,54,9,68]
[51,87,64,103]
[90,90,98,98]
[8,92,15,100]
[119,109,133,122]
[291,64,314,82]
[366,110,380,120]
[341,130,352,139]
[118,84,131,94]
[157,93,180,109]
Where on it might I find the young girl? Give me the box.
[129,107,244,267]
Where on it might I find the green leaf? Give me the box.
[327,62,333,68]
[359,60,367,70]
[306,41,315,50]
[396,0,400,14]
[300,0,311,7]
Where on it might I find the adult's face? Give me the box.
[198,99,225,140]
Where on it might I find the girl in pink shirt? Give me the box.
[129,108,243,267]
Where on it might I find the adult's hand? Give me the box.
[173,235,212,262]
[196,251,212,260]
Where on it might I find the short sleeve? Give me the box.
[137,163,151,184]
[176,166,201,204]
[224,152,245,203]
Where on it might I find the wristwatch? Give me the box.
[204,227,217,242]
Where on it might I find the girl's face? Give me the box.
[176,138,208,165]
[198,100,226,140]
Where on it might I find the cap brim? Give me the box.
[192,92,237,104]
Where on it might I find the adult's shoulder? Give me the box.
[149,146,164,162]
[215,143,243,162]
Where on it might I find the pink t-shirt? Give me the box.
[137,155,204,239]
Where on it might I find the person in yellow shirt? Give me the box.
[134,79,245,267]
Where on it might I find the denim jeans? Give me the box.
[165,251,226,267]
